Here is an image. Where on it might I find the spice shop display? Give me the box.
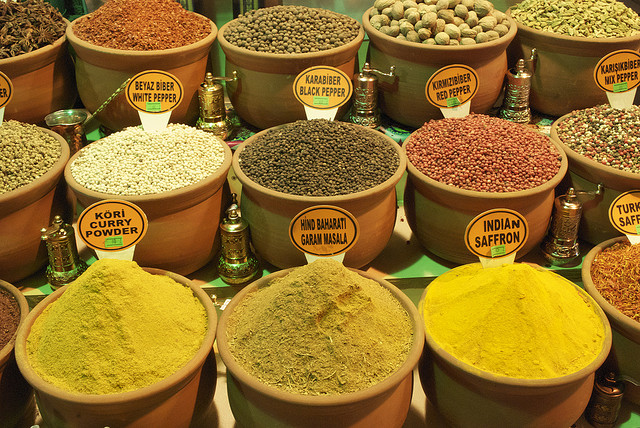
[419,262,611,427]
[550,105,640,244]
[403,113,567,264]
[232,119,406,269]
[0,122,70,283]
[217,259,424,428]
[66,0,217,131]
[507,0,640,117]
[218,5,364,129]
[363,4,516,128]
[583,237,640,405]
[64,124,232,275]
[15,259,217,427]
[0,0,76,124]
[0,279,33,427]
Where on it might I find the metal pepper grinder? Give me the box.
[196,71,236,140]
[41,215,88,289]
[349,63,395,128]
[499,57,533,124]
[216,194,259,285]
[585,371,625,428]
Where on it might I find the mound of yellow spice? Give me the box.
[226,258,413,395]
[423,263,606,379]
[26,259,208,394]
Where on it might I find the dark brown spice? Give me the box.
[72,0,211,50]
[0,289,20,350]
[590,240,640,322]
[0,0,66,59]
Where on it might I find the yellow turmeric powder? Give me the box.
[26,259,208,394]
[423,263,606,379]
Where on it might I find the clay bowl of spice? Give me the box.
[0,1,76,125]
[0,121,71,283]
[583,236,640,405]
[218,5,364,129]
[507,0,640,117]
[403,113,568,265]
[232,119,406,269]
[419,262,612,427]
[217,258,425,428]
[550,106,640,245]
[0,279,35,427]
[363,1,517,129]
[66,0,217,132]
[64,125,232,276]
[14,259,217,427]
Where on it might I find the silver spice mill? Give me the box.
[196,71,237,140]
[499,50,536,124]
[41,215,88,289]
[217,194,259,285]
[349,63,395,128]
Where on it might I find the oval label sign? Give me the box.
[293,66,353,110]
[465,209,528,259]
[125,70,183,113]
[594,49,640,93]
[0,71,13,109]
[289,205,359,257]
[426,64,479,108]
[608,190,640,235]
[78,200,148,251]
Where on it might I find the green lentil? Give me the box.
[237,119,400,197]
[224,5,361,54]
[0,120,62,194]
[556,104,640,174]
[511,0,640,38]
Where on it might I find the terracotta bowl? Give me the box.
[66,15,217,132]
[418,265,612,427]
[402,130,568,265]
[0,280,35,427]
[64,138,232,276]
[549,114,640,245]
[582,236,640,405]
[0,128,71,283]
[218,19,364,129]
[363,8,517,129]
[14,268,217,428]
[217,267,424,428]
[0,20,77,125]
[507,10,640,117]
[231,123,406,269]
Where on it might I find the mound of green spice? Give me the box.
[226,259,413,395]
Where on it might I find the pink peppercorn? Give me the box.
[405,114,562,193]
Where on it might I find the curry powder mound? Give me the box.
[227,259,413,395]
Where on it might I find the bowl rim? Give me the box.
[217,9,364,62]
[217,266,425,406]
[506,8,640,45]
[363,7,518,53]
[550,112,640,185]
[402,121,568,200]
[419,262,613,389]
[66,12,217,56]
[64,132,232,204]
[14,267,217,405]
[582,236,640,338]
[232,121,407,203]
[0,127,70,213]
[0,280,30,367]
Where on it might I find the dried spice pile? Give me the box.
[0,0,66,59]
[590,240,640,322]
[0,289,20,350]
[72,0,211,50]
